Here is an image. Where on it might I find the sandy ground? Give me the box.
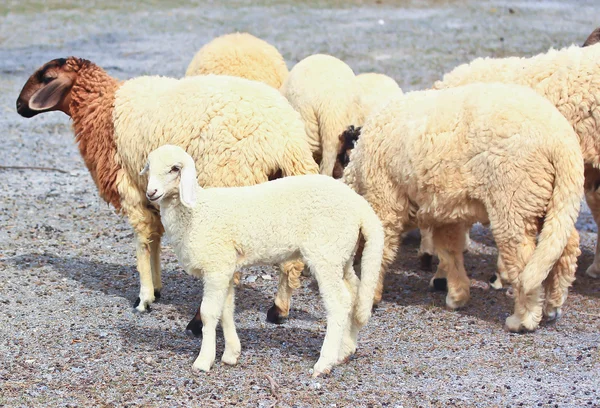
[1,0,599,406]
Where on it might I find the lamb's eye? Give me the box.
[170,165,181,173]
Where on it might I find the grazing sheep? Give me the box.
[583,27,600,47]
[185,32,289,89]
[16,57,318,316]
[343,83,583,332]
[281,54,364,177]
[143,145,384,376]
[355,72,402,119]
[433,42,600,283]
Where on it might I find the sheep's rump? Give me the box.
[346,82,581,228]
[112,74,316,192]
[185,32,289,89]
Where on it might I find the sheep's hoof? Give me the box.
[192,358,213,373]
[585,263,600,278]
[153,290,161,300]
[505,314,538,333]
[133,297,151,313]
[419,253,433,271]
[544,307,563,322]
[312,364,332,378]
[185,317,203,338]
[432,278,448,292]
[266,303,288,325]
[445,292,469,310]
[489,274,506,290]
[221,348,241,366]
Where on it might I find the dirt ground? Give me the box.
[0,0,599,406]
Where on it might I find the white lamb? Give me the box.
[142,145,384,376]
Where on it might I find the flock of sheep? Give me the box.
[14,27,600,377]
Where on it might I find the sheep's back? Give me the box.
[113,74,309,192]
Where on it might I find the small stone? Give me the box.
[246,275,257,283]
[261,274,272,280]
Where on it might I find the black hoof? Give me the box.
[266,303,287,325]
[133,297,140,308]
[133,297,151,312]
[371,303,379,313]
[154,290,161,300]
[432,278,448,292]
[489,275,497,283]
[420,253,433,271]
[186,307,203,337]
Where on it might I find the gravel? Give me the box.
[1,0,599,406]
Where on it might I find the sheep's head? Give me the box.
[583,27,600,47]
[141,145,198,208]
[16,57,82,118]
[334,125,362,178]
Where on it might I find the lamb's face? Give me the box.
[141,145,197,208]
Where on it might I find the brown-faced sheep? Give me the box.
[343,83,583,332]
[16,57,317,321]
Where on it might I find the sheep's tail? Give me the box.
[279,138,319,177]
[519,146,584,295]
[354,202,385,327]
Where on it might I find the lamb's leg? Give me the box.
[432,224,470,309]
[543,228,580,321]
[192,272,231,372]
[338,259,360,364]
[312,264,351,377]
[221,280,241,365]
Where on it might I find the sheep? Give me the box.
[281,54,364,177]
[433,42,600,285]
[583,27,600,47]
[16,57,318,320]
[142,144,384,376]
[355,73,402,119]
[343,83,584,332]
[185,32,289,89]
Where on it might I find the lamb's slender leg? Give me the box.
[221,280,241,365]
[432,224,470,309]
[192,271,231,372]
[338,259,360,364]
[312,264,351,377]
[585,183,600,278]
[543,228,580,321]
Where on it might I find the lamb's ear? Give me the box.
[139,162,149,176]
[29,76,73,111]
[179,164,197,208]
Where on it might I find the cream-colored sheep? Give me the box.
[185,32,289,89]
[433,43,600,283]
[16,58,318,317]
[343,83,584,332]
[143,145,384,376]
[355,73,402,119]
[281,54,364,176]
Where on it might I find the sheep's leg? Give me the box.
[373,224,402,306]
[312,264,351,377]
[493,222,540,332]
[584,168,600,278]
[543,228,580,321]
[432,224,470,309]
[489,254,509,290]
[149,233,163,299]
[221,280,241,365]
[418,227,435,271]
[192,272,231,372]
[266,259,303,324]
[338,259,360,364]
[133,235,155,312]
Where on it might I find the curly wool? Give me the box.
[185,32,289,89]
[343,83,583,331]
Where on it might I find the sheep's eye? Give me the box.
[170,165,181,173]
[42,76,55,84]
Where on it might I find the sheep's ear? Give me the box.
[29,76,73,111]
[179,164,197,208]
[139,162,149,176]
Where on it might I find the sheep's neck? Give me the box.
[70,65,122,211]
[159,198,195,246]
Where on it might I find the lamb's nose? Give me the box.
[147,189,157,198]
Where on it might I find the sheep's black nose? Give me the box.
[16,99,22,110]
[147,189,157,198]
